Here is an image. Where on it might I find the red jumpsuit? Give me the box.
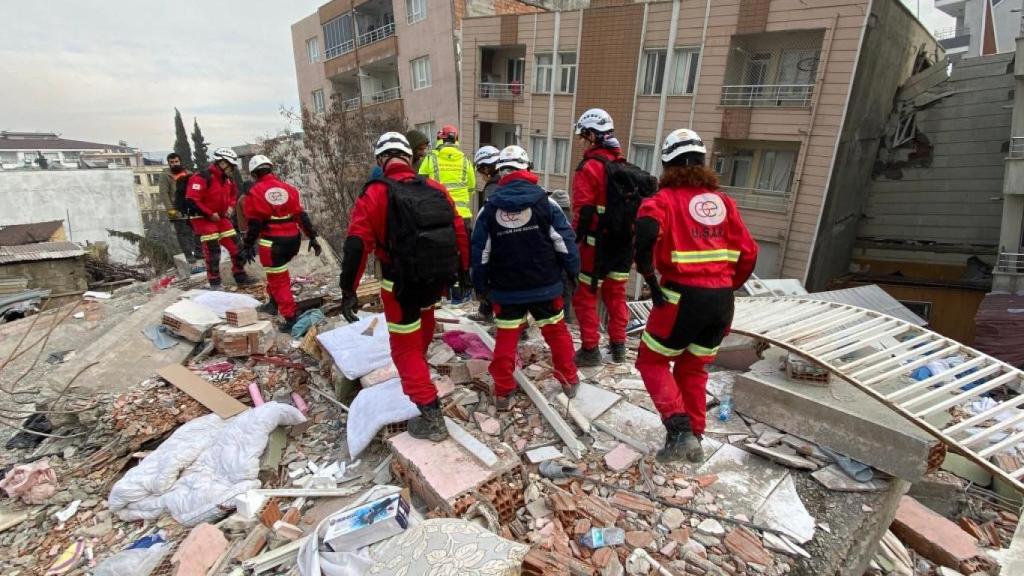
[342,162,470,406]
[243,174,316,321]
[634,185,758,436]
[572,146,630,350]
[186,164,245,285]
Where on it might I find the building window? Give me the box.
[754,149,796,192]
[530,136,548,172]
[148,173,161,186]
[557,52,576,94]
[307,37,320,63]
[62,151,81,163]
[312,89,326,113]
[507,57,525,85]
[415,121,436,141]
[670,48,700,95]
[407,0,426,24]
[0,152,17,164]
[133,175,142,185]
[534,54,554,93]
[411,56,432,90]
[323,14,355,59]
[640,49,666,95]
[553,138,570,175]
[630,143,655,173]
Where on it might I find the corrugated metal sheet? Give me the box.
[805,284,927,326]
[0,241,84,264]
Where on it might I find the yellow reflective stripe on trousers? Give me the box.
[606,271,629,281]
[495,316,527,330]
[586,236,596,246]
[265,264,288,274]
[670,249,740,264]
[388,318,422,334]
[687,342,719,357]
[381,279,394,292]
[596,205,606,214]
[641,331,685,357]
[534,310,564,327]
[579,273,602,286]
[660,286,681,305]
[200,233,220,242]
[258,239,273,247]
[220,229,237,239]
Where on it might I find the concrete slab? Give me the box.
[705,406,752,435]
[696,444,788,518]
[592,401,665,455]
[389,433,496,501]
[733,365,936,482]
[754,475,816,544]
[713,334,764,371]
[572,382,622,421]
[812,465,890,492]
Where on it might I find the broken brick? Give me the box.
[603,443,641,472]
[723,527,772,566]
[625,531,654,549]
[610,491,656,514]
[695,474,718,488]
[669,528,691,544]
[891,496,983,571]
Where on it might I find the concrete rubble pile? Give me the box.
[0,268,1021,575]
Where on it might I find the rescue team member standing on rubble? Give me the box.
[239,155,323,333]
[471,146,582,410]
[634,129,758,463]
[339,132,470,442]
[159,152,202,265]
[467,145,501,323]
[185,147,252,288]
[419,125,475,303]
[572,108,632,366]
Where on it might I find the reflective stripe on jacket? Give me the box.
[419,145,476,218]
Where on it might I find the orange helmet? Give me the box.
[437,124,459,141]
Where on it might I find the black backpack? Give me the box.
[372,176,460,289]
[579,156,657,275]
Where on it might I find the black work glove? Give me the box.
[340,291,359,323]
[238,245,257,265]
[308,237,323,257]
[645,274,667,308]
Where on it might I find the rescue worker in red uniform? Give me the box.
[571,108,630,366]
[339,132,470,442]
[470,146,582,411]
[185,147,251,287]
[634,129,758,463]
[239,155,322,333]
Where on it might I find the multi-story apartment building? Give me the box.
[935,0,1022,60]
[0,131,142,170]
[291,0,553,137]
[461,0,939,284]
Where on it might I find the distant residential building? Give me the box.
[934,0,1022,60]
[290,0,552,132]
[462,0,941,282]
[132,165,168,232]
[0,131,143,169]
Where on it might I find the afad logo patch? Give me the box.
[496,207,532,229]
[192,183,202,190]
[264,187,288,206]
[688,192,726,226]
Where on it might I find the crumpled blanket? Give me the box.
[0,459,57,504]
[107,402,305,525]
[441,330,492,360]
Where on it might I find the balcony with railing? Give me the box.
[1010,137,1024,159]
[720,85,814,107]
[358,22,395,47]
[364,86,401,106]
[997,252,1024,274]
[722,186,790,213]
[720,30,823,109]
[935,26,971,51]
[478,82,524,100]
[342,96,361,112]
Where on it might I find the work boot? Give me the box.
[234,272,257,286]
[685,435,705,463]
[657,414,698,463]
[575,346,602,367]
[494,392,514,412]
[609,342,627,363]
[208,280,222,290]
[279,316,297,334]
[258,299,278,316]
[562,380,580,399]
[408,401,448,442]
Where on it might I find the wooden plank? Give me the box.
[943,394,1024,436]
[842,334,937,373]
[861,344,961,387]
[460,318,585,458]
[888,360,997,404]
[158,364,247,419]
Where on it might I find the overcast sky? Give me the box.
[1,1,952,154]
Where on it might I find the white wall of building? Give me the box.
[0,169,145,263]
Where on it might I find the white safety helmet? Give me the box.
[473,145,500,167]
[373,132,413,158]
[660,128,706,164]
[248,154,273,173]
[212,147,240,167]
[496,145,530,172]
[575,108,614,135]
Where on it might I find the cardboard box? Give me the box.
[226,307,259,327]
[213,320,275,357]
[323,494,410,552]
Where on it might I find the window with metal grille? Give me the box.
[720,30,822,107]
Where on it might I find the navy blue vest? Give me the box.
[483,196,560,292]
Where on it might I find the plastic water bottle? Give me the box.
[718,395,733,422]
[580,527,625,549]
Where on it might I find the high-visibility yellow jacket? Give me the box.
[419,144,475,218]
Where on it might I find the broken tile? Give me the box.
[756,431,786,447]
[171,523,228,576]
[723,527,772,566]
[743,443,818,470]
[669,528,690,544]
[811,464,889,492]
[526,446,563,463]
[610,491,656,514]
[570,382,622,420]
[473,412,501,436]
[698,445,787,519]
[660,540,679,558]
[604,443,641,472]
[753,475,816,544]
[763,531,811,559]
[625,531,654,549]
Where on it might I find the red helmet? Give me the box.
[437,124,459,141]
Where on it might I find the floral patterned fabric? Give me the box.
[368,518,529,576]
